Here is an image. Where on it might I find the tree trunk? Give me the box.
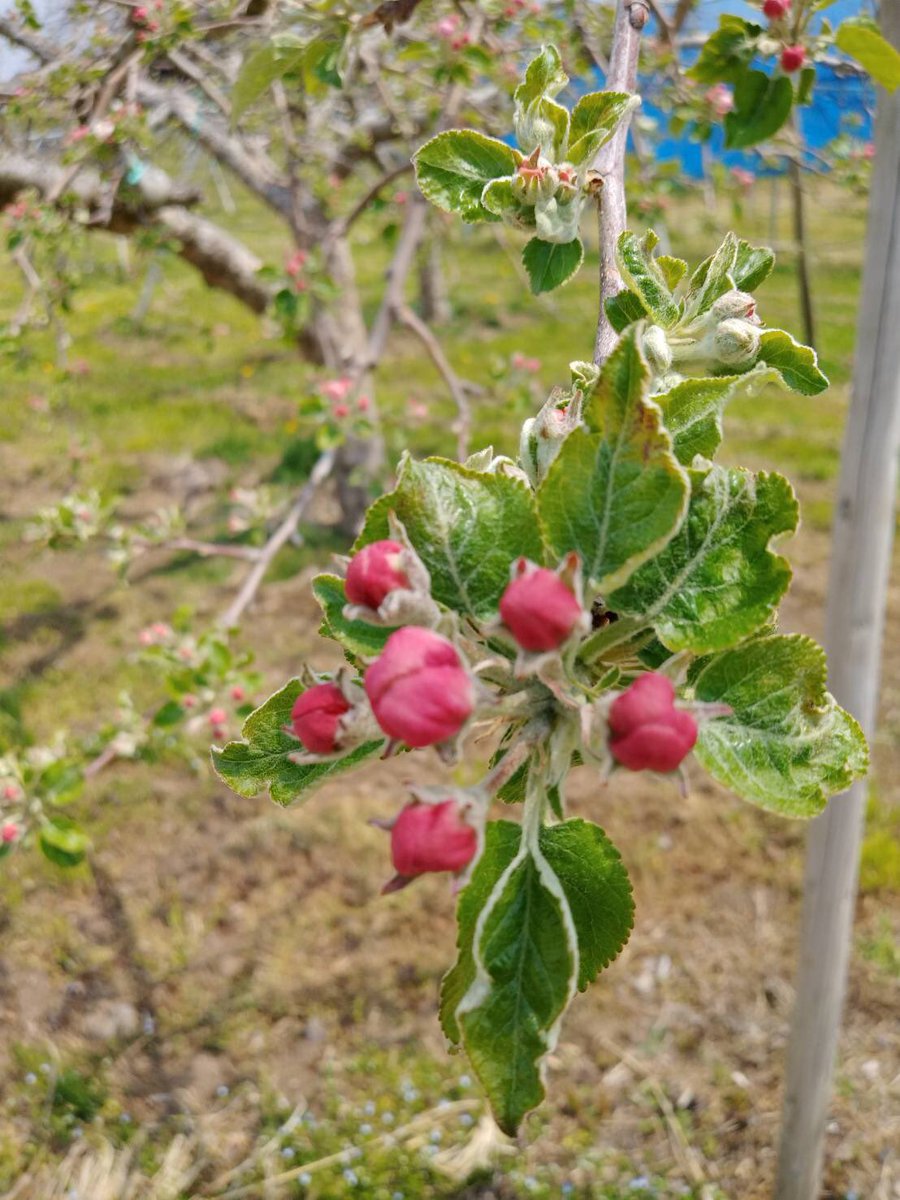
[775,7,900,1196]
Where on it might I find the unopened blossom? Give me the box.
[386,799,478,887]
[2,822,19,844]
[365,628,473,748]
[780,45,806,72]
[291,682,351,754]
[321,377,353,403]
[499,558,585,652]
[345,541,410,611]
[706,84,734,116]
[763,0,791,18]
[608,674,697,773]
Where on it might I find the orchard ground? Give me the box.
[0,176,898,1198]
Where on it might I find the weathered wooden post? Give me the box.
[775,6,900,1197]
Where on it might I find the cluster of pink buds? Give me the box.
[131,1,163,35]
[138,621,174,647]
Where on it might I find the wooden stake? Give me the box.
[775,9,900,1197]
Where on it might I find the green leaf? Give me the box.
[657,254,688,291]
[443,817,633,1133]
[302,30,346,94]
[539,819,634,990]
[441,820,521,1045]
[617,231,681,327]
[312,573,396,660]
[567,91,636,165]
[211,679,383,806]
[538,328,689,590]
[688,15,761,84]
[724,71,794,149]
[414,130,519,223]
[514,44,568,108]
[732,239,775,292]
[609,466,798,653]
[684,232,738,320]
[606,288,648,333]
[522,237,584,294]
[691,634,868,816]
[836,22,900,91]
[454,829,576,1134]
[757,329,829,394]
[657,367,781,464]
[481,178,536,228]
[357,457,545,618]
[232,41,305,120]
[40,818,89,867]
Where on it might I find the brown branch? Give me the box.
[219,450,336,628]
[395,302,471,461]
[592,0,649,366]
[327,162,414,245]
[360,0,427,33]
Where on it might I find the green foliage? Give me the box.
[690,635,868,816]
[522,236,584,293]
[836,21,900,91]
[211,679,384,806]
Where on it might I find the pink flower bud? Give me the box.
[780,44,806,72]
[365,628,474,748]
[291,682,351,754]
[333,403,350,419]
[389,799,477,882]
[705,83,734,116]
[3,784,20,801]
[132,4,148,20]
[345,540,410,610]
[230,685,245,702]
[182,694,197,709]
[357,395,371,413]
[2,822,19,844]
[321,377,353,403]
[499,558,584,652]
[209,708,227,726]
[608,674,697,773]
[763,0,791,18]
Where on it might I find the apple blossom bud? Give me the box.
[2,822,19,844]
[230,685,245,702]
[209,708,227,726]
[365,628,474,748]
[763,0,791,17]
[642,325,673,375]
[182,694,197,709]
[345,540,410,610]
[291,682,350,754]
[519,387,583,487]
[710,290,760,324]
[499,558,584,652]
[608,674,697,773]
[714,318,761,366]
[781,44,806,72]
[3,784,20,801]
[388,799,478,883]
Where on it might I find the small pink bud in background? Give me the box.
[763,0,791,18]
[705,83,734,116]
[408,399,428,420]
[230,685,245,702]
[436,14,460,38]
[151,622,171,638]
[291,682,350,754]
[357,395,370,413]
[345,540,410,610]
[132,4,148,20]
[780,44,806,72]
[512,352,542,373]
[388,800,477,884]
[321,377,353,403]
[2,822,19,844]
[138,629,154,646]
[182,694,197,709]
[209,708,227,726]
[608,674,697,773]
[451,33,471,50]
[499,559,583,652]
[333,403,350,419]
[730,166,756,189]
[393,191,408,205]
[3,784,20,801]
[365,628,473,748]
[863,142,875,159]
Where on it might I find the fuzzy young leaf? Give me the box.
[732,239,775,292]
[835,21,900,91]
[522,237,584,293]
[358,457,545,617]
[482,178,537,228]
[606,288,648,333]
[567,91,636,165]
[414,130,519,223]
[657,367,781,464]
[658,255,688,292]
[690,635,868,816]
[684,232,739,320]
[514,44,568,108]
[609,466,798,653]
[617,232,682,327]
[312,574,396,660]
[232,40,305,121]
[538,328,689,590]
[756,330,829,395]
[39,818,89,867]
[724,71,794,149]
[211,679,383,806]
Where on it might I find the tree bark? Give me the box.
[775,7,900,1197]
